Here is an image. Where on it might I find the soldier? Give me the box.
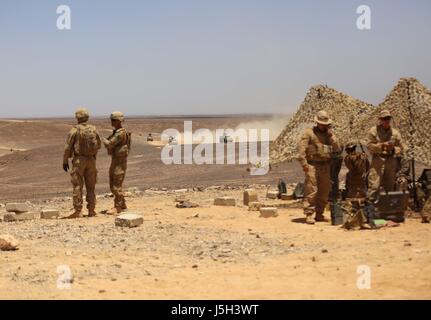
[344,142,370,198]
[103,112,131,215]
[366,110,406,214]
[298,111,341,224]
[63,108,102,219]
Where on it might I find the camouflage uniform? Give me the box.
[63,109,101,216]
[103,112,130,212]
[298,111,341,222]
[344,148,370,198]
[366,123,406,202]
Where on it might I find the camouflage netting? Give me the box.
[270,78,431,167]
[352,78,431,166]
[270,85,373,163]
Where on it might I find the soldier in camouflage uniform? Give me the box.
[298,111,341,224]
[344,142,370,198]
[63,108,102,219]
[103,112,131,215]
[366,110,406,213]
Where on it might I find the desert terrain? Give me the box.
[1,116,430,300]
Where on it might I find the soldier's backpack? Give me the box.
[341,200,368,230]
[76,125,99,157]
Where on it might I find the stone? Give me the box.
[0,235,19,251]
[176,201,199,208]
[259,207,278,218]
[6,203,29,213]
[214,197,236,206]
[266,191,278,199]
[174,189,188,193]
[248,202,262,211]
[115,213,143,228]
[281,193,294,201]
[40,210,60,219]
[3,212,37,222]
[243,189,258,206]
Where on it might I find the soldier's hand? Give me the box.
[302,164,310,173]
[327,128,333,137]
[63,163,69,172]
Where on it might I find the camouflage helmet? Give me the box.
[75,108,89,122]
[110,111,124,122]
[379,109,392,119]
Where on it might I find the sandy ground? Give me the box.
[1,188,430,300]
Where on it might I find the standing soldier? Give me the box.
[366,110,406,214]
[344,142,370,198]
[298,111,341,224]
[103,112,131,215]
[63,108,102,219]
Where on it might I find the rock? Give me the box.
[266,191,278,199]
[0,235,19,251]
[6,203,29,213]
[115,213,144,228]
[248,202,262,211]
[3,212,37,222]
[259,207,278,218]
[214,197,236,206]
[174,189,188,193]
[176,201,199,208]
[243,189,258,206]
[40,210,60,219]
[281,193,294,201]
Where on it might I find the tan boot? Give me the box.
[305,214,315,225]
[63,210,82,219]
[315,213,328,222]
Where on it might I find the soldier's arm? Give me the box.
[394,131,407,156]
[329,134,341,153]
[366,129,382,154]
[63,128,77,164]
[103,132,121,150]
[297,130,310,168]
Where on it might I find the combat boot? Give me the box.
[315,213,329,222]
[63,210,82,219]
[305,214,315,225]
[88,210,97,217]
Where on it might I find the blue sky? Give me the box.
[1,0,430,117]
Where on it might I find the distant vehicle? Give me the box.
[219,131,234,144]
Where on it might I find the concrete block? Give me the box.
[115,213,143,228]
[266,191,278,199]
[6,203,29,213]
[40,210,60,219]
[259,207,278,218]
[243,189,258,206]
[3,212,37,222]
[214,197,236,206]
